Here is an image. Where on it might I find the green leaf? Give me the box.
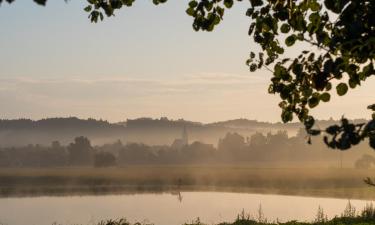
[368,104,375,111]
[309,1,320,11]
[274,64,289,80]
[336,83,348,96]
[188,0,198,8]
[223,0,233,8]
[33,0,47,6]
[370,137,375,149]
[348,79,358,89]
[326,125,339,135]
[304,116,315,130]
[285,35,296,47]
[249,63,257,72]
[246,8,254,17]
[320,92,331,102]
[250,0,263,7]
[280,24,290,33]
[84,5,92,12]
[281,110,293,123]
[292,63,303,76]
[250,51,255,59]
[308,129,321,136]
[325,82,332,91]
[308,96,320,108]
[186,7,195,16]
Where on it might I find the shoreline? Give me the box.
[1,166,375,199]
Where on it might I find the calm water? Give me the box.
[0,192,372,225]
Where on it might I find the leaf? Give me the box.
[84,5,92,12]
[274,64,289,80]
[250,51,256,59]
[280,24,290,33]
[249,63,257,72]
[186,7,195,16]
[281,110,293,123]
[292,63,303,76]
[285,35,296,47]
[325,82,332,91]
[368,104,375,111]
[308,129,321,136]
[223,0,233,8]
[250,0,263,7]
[348,79,358,88]
[326,125,340,135]
[33,0,47,5]
[370,137,375,149]
[308,96,320,108]
[246,8,254,17]
[304,116,315,130]
[320,92,330,102]
[336,83,348,96]
[309,1,320,11]
[188,0,198,8]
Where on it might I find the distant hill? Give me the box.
[0,117,123,130]
[207,118,299,129]
[0,117,368,147]
[207,118,369,130]
[117,117,203,128]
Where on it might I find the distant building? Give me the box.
[171,126,189,149]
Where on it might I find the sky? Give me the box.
[0,0,374,123]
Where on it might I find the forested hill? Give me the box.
[0,117,368,147]
[117,117,203,128]
[0,117,120,130]
[208,118,368,129]
[0,117,126,147]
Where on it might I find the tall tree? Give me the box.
[67,136,94,165]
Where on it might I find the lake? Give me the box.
[0,192,372,225]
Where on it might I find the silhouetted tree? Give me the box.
[218,133,246,152]
[94,151,116,167]
[180,141,216,163]
[118,143,156,164]
[67,136,94,166]
[249,132,267,147]
[266,131,289,146]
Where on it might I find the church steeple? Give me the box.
[182,126,188,146]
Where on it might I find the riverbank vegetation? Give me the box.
[96,201,375,225]
[1,166,375,199]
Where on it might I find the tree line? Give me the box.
[0,129,372,168]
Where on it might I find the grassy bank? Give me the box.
[1,165,375,199]
[96,203,375,225]
[96,218,375,225]
[97,217,375,225]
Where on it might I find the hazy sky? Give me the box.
[0,1,374,123]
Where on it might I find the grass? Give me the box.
[95,218,375,225]
[1,165,375,199]
[94,202,375,225]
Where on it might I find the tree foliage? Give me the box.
[1,0,374,150]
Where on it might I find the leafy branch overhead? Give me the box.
[1,0,374,150]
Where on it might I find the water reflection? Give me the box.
[171,191,183,203]
[0,192,373,225]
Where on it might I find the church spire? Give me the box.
[182,125,188,146]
